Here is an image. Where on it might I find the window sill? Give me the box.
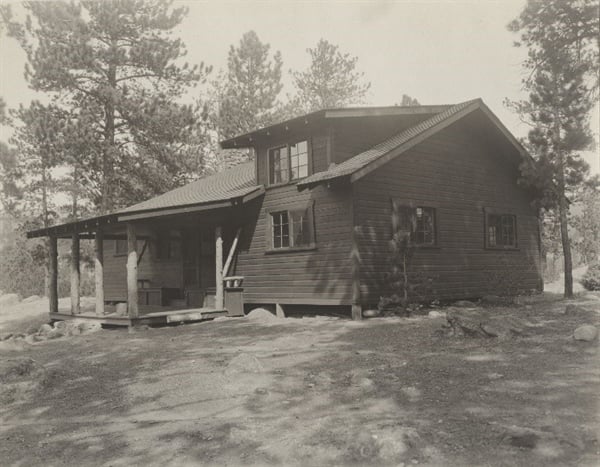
[266,178,309,189]
[265,244,317,255]
[411,244,441,250]
[485,246,520,251]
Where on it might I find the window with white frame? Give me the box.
[268,140,309,185]
[270,206,314,250]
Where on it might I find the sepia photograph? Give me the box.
[0,0,599,465]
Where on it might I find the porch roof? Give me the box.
[27,162,263,238]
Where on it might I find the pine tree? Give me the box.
[291,39,371,113]
[508,0,599,298]
[214,31,283,140]
[6,0,210,213]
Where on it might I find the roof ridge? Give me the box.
[297,99,482,187]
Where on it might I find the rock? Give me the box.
[480,323,501,337]
[24,335,36,345]
[46,328,64,339]
[358,377,376,391]
[255,387,268,395]
[428,310,445,319]
[0,332,14,341]
[502,426,543,449]
[115,303,128,316]
[22,295,41,303]
[0,293,20,307]
[446,308,488,337]
[452,300,477,308]
[224,354,264,375]
[54,321,67,331]
[481,294,502,304]
[76,321,101,334]
[246,308,278,322]
[362,309,381,318]
[573,325,598,342]
[38,324,53,336]
[25,324,40,335]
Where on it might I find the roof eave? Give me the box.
[26,186,265,238]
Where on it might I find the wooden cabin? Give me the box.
[27,99,543,325]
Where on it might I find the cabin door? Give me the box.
[182,228,216,289]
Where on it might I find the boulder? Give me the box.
[452,300,477,308]
[224,353,264,375]
[428,310,445,319]
[573,325,598,342]
[22,295,41,303]
[25,324,40,335]
[38,324,53,336]
[46,328,64,340]
[54,321,67,331]
[76,321,101,334]
[362,309,381,318]
[246,308,278,322]
[446,308,489,337]
[0,293,20,307]
[0,332,14,341]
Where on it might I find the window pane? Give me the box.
[270,146,288,184]
[289,140,308,180]
[291,210,311,246]
[271,211,289,249]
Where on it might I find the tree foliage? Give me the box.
[211,30,283,140]
[508,0,599,298]
[291,39,371,113]
[6,0,210,213]
[572,186,600,264]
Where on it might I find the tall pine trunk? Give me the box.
[557,151,574,298]
[101,48,117,214]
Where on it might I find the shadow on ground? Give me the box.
[1,293,599,466]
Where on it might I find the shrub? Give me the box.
[580,262,600,291]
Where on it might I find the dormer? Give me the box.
[219,105,453,188]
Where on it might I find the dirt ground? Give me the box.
[1,292,598,467]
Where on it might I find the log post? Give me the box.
[351,225,362,320]
[95,228,105,315]
[70,233,80,315]
[126,224,138,319]
[215,225,224,310]
[49,236,58,314]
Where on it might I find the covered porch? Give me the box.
[26,180,263,327]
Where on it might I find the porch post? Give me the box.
[351,225,362,320]
[95,228,104,315]
[70,233,80,315]
[49,236,58,314]
[215,225,224,310]
[126,223,139,318]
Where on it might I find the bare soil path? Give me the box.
[1,293,599,466]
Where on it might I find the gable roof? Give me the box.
[219,104,454,149]
[297,99,530,189]
[27,162,263,238]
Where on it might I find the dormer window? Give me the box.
[268,140,309,185]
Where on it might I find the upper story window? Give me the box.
[486,212,516,248]
[392,201,437,246]
[268,140,309,185]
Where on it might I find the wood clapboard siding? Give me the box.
[234,183,354,305]
[353,123,542,305]
[103,239,182,301]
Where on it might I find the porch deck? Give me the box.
[50,304,228,327]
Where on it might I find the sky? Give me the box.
[0,0,598,173]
